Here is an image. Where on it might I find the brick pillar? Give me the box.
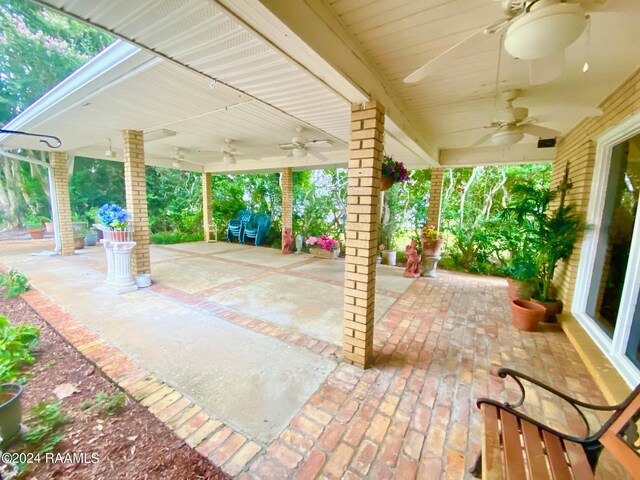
[281,168,293,242]
[49,151,74,256]
[343,100,385,368]
[122,130,150,275]
[202,172,214,241]
[427,168,445,229]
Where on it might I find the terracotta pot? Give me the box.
[111,230,128,242]
[27,228,45,239]
[511,299,546,332]
[422,238,443,257]
[380,176,394,191]
[531,298,563,323]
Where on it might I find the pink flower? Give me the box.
[306,236,318,245]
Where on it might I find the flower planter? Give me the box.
[422,238,443,257]
[27,228,45,239]
[380,176,394,192]
[531,298,563,323]
[0,384,23,447]
[84,231,98,246]
[381,250,397,266]
[309,246,333,259]
[511,299,546,332]
[111,230,128,242]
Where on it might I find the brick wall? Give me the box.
[344,100,385,368]
[202,172,213,241]
[553,68,640,307]
[281,168,293,242]
[427,168,444,229]
[49,151,75,256]
[123,130,151,275]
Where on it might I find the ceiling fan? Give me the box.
[279,127,332,161]
[404,0,620,85]
[170,147,205,168]
[466,90,561,146]
[221,138,239,165]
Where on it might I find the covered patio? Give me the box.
[0,239,626,478]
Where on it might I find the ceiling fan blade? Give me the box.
[306,139,332,148]
[528,52,564,86]
[442,125,490,136]
[404,19,509,84]
[279,143,296,150]
[309,149,329,162]
[521,124,561,138]
[470,131,496,147]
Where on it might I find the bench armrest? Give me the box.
[482,367,622,441]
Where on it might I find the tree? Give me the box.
[0,0,113,124]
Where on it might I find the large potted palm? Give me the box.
[506,182,585,324]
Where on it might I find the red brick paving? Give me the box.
[2,251,607,479]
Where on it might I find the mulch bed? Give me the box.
[0,294,228,480]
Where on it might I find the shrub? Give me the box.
[23,401,70,453]
[150,231,204,244]
[0,315,40,383]
[0,270,30,299]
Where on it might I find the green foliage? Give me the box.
[69,157,125,220]
[0,0,113,124]
[504,182,586,300]
[151,231,204,244]
[0,269,30,298]
[0,315,40,383]
[23,401,70,453]
[147,167,203,234]
[80,390,126,416]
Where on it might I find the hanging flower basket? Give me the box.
[380,176,394,192]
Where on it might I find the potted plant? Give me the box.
[420,224,444,257]
[506,183,586,322]
[84,227,98,246]
[97,203,131,242]
[376,244,384,264]
[0,315,39,447]
[510,299,546,332]
[504,257,537,301]
[306,235,339,259]
[380,155,409,191]
[41,216,53,233]
[23,213,45,239]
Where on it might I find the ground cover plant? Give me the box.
[0,270,29,299]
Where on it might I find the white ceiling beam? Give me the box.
[214,0,439,167]
[439,144,556,168]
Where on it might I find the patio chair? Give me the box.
[226,210,252,243]
[242,214,271,246]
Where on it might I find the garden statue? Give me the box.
[403,240,421,278]
[295,234,303,254]
[282,227,294,254]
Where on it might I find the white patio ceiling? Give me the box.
[2,0,640,172]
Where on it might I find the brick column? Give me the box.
[427,167,445,229]
[122,130,150,275]
[202,172,214,241]
[49,151,74,256]
[281,168,293,242]
[344,100,385,368]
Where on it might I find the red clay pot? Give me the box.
[27,228,45,239]
[511,299,546,332]
[531,298,563,323]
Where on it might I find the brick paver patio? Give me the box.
[1,241,612,478]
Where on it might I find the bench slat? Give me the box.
[482,404,504,480]
[500,410,527,480]
[563,440,594,480]
[521,420,551,480]
[542,430,572,480]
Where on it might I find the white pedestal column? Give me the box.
[421,255,441,278]
[103,240,138,294]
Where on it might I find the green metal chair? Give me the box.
[227,210,252,243]
[242,214,271,246]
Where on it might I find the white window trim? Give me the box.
[572,109,640,388]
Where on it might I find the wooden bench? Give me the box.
[474,368,640,479]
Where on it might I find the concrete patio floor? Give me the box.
[0,239,626,478]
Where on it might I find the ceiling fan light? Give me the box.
[492,129,524,146]
[292,147,307,158]
[504,3,586,60]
